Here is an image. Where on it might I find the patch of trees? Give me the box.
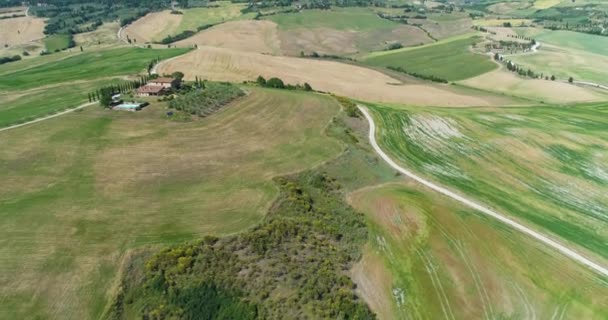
[168,82,245,117]
[157,22,218,44]
[387,66,448,83]
[385,42,403,51]
[255,75,313,91]
[334,95,361,118]
[88,77,149,106]
[299,51,356,61]
[0,13,25,19]
[108,170,374,319]
[0,55,21,65]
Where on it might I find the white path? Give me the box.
[0,102,96,133]
[358,105,608,277]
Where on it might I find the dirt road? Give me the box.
[0,102,96,133]
[358,105,608,277]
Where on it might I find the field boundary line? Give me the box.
[358,105,608,277]
[0,102,96,133]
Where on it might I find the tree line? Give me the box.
[387,66,448,83]
[88,77,151,107]
[255,75,313,91]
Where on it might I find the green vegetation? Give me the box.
[110,171,373,319]
[0,88,342,318]
[351,182,608,319]
[365,37,497,81]
[0,54,20,65]
[367,103,608,260]
[265,8,397,31]
[169,82,245,117]
[174,2,251,34]
[515,28,608,56]
[44,34,75,52]
[0,47,189,90]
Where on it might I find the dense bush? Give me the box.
[334,95,360,118]
[110,170,374,319]
[0,55,21,65]
[387,66,448,83]
[168,82,245,117]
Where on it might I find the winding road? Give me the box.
[358,105,608,277]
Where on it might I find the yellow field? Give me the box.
[122,10,181,43]
[0,16,45,48]
[473,19,533,27]
[74,22,121,48]
[460,68,608,103]
[158,46,519,106]
[534,0,563,9]
[175,20,281,54]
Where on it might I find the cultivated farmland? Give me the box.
[0,88,342,319]
[365,36,497,81]
[460,68,608,103]
[350,182,607,319]
[0,15,45,48]
[366,104,608,263]
[157,46,519,106]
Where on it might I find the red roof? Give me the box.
[150,77,175,83]
[137,85,164,94]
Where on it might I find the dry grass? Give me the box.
[74,22,121,48]
[409,18,473,40]
[460,68,608,103]
[122,10,181,43]
[350,246,395,320]
[0,16,45,48]
[0,88,342,319]
[176,20,281,54]
[158,46,518,106]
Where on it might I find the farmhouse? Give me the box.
[137,84,165,97]
[149,77,179,88]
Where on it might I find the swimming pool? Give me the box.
[114,103,141,111]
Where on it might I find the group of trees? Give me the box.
[256,76,313,91]
[387,66,448,83]
[110,171,374,319]
[0,55,21,65]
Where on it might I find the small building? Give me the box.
[148,77,179,89]
[137,85,165,97]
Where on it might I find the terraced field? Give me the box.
[366,103,608,264]
[350,182,607,319]
[0,88,343,319]
[365,36,497,81]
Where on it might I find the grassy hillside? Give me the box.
[0,47,190,90]
[366,103,608,261]
[0,88,343,319]
[364,36,497,81]
[174,2,252,34]
[515,28,608,56]
[351,183,608,319]
[265,8,397,31]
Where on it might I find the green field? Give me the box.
[366,103,608,261]
[265,7,398,31]
[0,88,343,319]
[351,182,608,319]
[44,34,72,52]
[509,44,608,85]
[364,36,497,81]
[515,28,608,56]
[0,80,116,128]
[0,47,189,90]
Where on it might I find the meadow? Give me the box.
[366,103,608,262]
[0,47,189,90]
[265,8,397,31]
[364,36,497,81]
[0,88,343,319]
[44,34,72,52]
[350,181,608,319]
[515,28,608,56]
